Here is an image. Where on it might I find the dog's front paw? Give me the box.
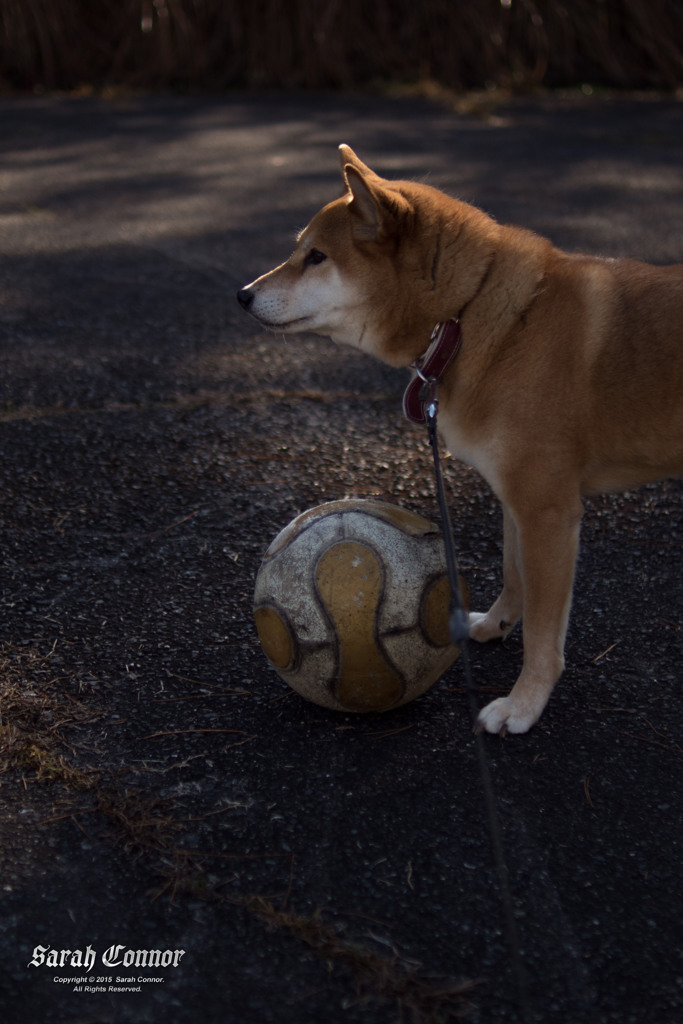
[475,696,541,736]
[468,611,512,643]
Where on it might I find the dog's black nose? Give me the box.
[237,287,253,310]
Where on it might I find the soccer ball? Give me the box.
[253,499,466,712]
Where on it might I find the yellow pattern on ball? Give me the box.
[253,606,294,671]
[315,541,404,711]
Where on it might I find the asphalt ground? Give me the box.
[0,90,682,1024]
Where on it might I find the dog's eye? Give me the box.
[304,248,327,267]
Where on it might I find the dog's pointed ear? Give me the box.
[343,165,383,242]
[338,146,410,244]
[338,144,378,181]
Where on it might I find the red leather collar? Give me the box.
[402,319,462,424]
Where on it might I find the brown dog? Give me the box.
[238,145,683,733]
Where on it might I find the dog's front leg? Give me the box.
[475,498,583,734]
[469,502,523,641]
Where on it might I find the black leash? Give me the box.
[420,378,533,1023]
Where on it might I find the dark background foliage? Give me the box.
[2,0,683,95]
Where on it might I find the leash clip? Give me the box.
[417,373,438,422]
